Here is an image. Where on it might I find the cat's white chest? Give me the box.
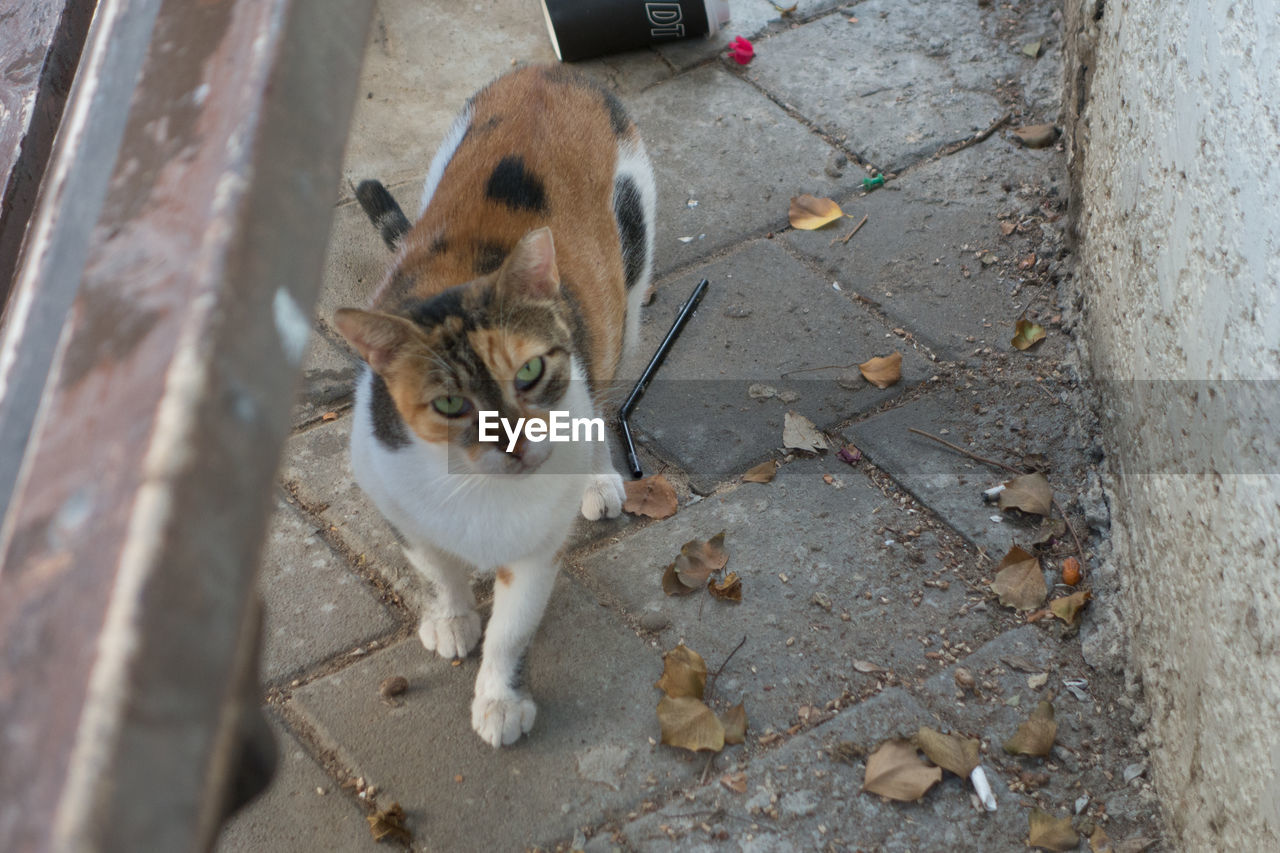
[348,370,591,569]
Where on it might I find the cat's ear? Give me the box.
[498,227,560,299]
[333,308,417,374]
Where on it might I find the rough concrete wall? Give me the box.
[1064,0,1280,848]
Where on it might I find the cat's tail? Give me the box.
[355,179,411,251]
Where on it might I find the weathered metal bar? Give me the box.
[0,0,373,851]
[0,0,163,524]
[0,0,97,305]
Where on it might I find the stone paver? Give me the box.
[632,239,932,491]
[744,0,1044,171]
[290,573,696,852]
[215,719,376,853]
[782,140,1066,361]
[572,454,1000,737]
[845,380,1087,559]
[629,65,861,274]
[257,499,400,684]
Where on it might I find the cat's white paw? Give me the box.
[471,690,537,747]
[581,471,626,520]
[418,611,482,659]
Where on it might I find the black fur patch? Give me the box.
[599,88,630,138]
[429,233,448,255]
[613,175,647,290]
[474,241,508,275]
[369,372,410,450]
[405,286,473,329]
[485,156,547,213]
[355,180,411,250]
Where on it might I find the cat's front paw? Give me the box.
[471,689,536,747]
[581,471,625,520]
[418,611,482,659]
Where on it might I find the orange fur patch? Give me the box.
[386,65,630,388]
[496,567,513,586]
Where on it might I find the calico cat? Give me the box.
[334,65,655,747]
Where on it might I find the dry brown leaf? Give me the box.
[783,411,828,453]
[1012,317,1047,350]
[623,474,678,519]
[661,562,699,596]
[1049,589,1092,624]
[1027,808,1079,851]
[720,771,748,793]
[999,472,1054,516]
[1000,219,1018,236]
[990,546,1046,611]
[858,352,903,389]
[789,194,845,229]
[1013,123,1059,149]
[861,739,942,801]
[721,703,748,744]
[654,644,707,699]
[674,530,728,586]
[1089,825,1114,853]
[708,571,743,602]
[657,695,725,752]
[742,460,777,483]
[1004,700,1058,757]
[366,802,412,843]
[915,727,980,777]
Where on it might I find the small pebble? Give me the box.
[639,612,671,632]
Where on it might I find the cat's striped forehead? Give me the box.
[397,285,571,386]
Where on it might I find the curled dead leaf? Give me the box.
[990,545,1047,611]
[783,411,828,453]
[674,530,728,586]
[789,194,845,229]
[708,571,743,602]
[858,352,903,389]
[1028,808,1079,851]
[1049,589,1092,624]
[654,644,707,699]
[998,472,1054,517]
[1004,700,1058,757]
[915,727,981,777]
[366,802,412,843]
[861,739,942,801]
[720,771,748,793]
[721,703,748,744]
[623,474,678,519]
[1013,123,1059,149]
[661,562,700,596]
[742,460,777,483]
[1012,317,1047,350]
[657,695,725,752]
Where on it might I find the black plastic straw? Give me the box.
[619,278,709,478]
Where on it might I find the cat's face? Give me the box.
[338,228,575,476]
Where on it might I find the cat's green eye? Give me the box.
[514,356,544,391]
[432,395,472,417]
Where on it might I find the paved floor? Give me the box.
[217,1,1166,850]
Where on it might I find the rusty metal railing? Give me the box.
[0,0,373,849]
